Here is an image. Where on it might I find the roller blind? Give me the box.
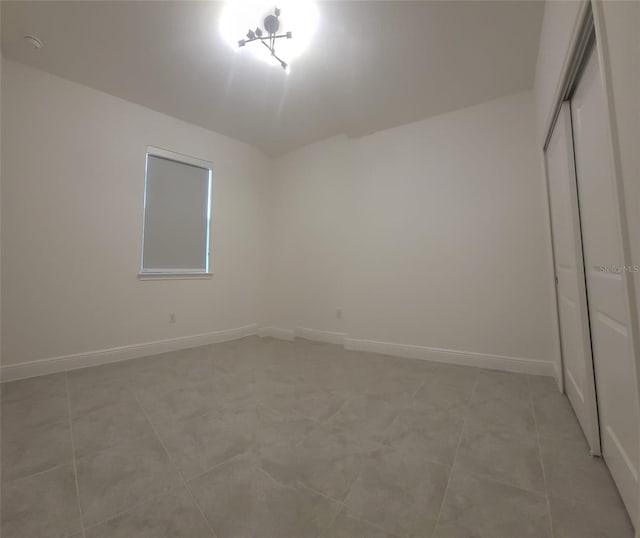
[141,152,212,273]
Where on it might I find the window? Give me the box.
[140,147,212,277]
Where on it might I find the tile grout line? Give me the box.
[317,505,348,538]
[130,387,220,538]
[323,396,349,423]
[81,486,181,535]
[373,378,427,447]
[1,461,71,484]
[430,372,480,537]
[186,448,254,485]
[446,466,548,497]
[529,376,555,538]
[411,380,426,399]
[64,373,87,538]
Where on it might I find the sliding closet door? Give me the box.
[571,45,640,523]
[545,102,600,455]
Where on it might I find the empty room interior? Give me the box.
[1,1,639,537]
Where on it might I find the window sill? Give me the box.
[138,272,213,281]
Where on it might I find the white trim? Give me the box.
[0,324,258,382]
[554,361,563,390]
[138,273,213,280]
[258,327,295,341]
[343,337,555,377]
[540,147,565,393]
[146,146,212,171]
[2,323,556,382]
[294,327,345,345]
[541,0,591,149]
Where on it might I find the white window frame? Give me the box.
[139,146,213,280]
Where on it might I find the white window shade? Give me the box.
[141,149,212,275]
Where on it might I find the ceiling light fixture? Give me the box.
[220,0,318,71]
[23,34,44,50]
[238,6,291,70]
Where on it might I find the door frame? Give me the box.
[540,0,640,529]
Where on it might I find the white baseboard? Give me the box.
[294,327,345,345]
[258,326,295,341]
[1,324,259,382]
[554,361,564,391]
[2,324,555,382]
[344,337,555,377]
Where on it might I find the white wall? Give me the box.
[1,60,270,367]
[267,135,351,335]
[267,91,557,371]
[1,61,561,377]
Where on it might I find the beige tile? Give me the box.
[127,354,188,395]
[210,347,253,377]
[255,404,316,447]
[419,362,479,392]
[528,375,559,399]
[137,383,214,426]
[169,348,219,384]
[294,423,378,500]
[84,487,212,538]
[341,361,422,404]
[154,407,255,480]
[345,444,450,537]
[454,421,545,493]
[413,380,472,418]
[255,405,316,486]
[188,458,341,538]
[76,431,181,526]
[185,454,250,538]
[2,419,72,482]
[72,399,155,458]
[68,367,136,418]
[548,495,634,538]
[196,372,257,412]
[1,373,67,404]
[466,395,536,436]
[3,341,624,538]
[327,393,401,443]
[434,470,550,538]
[67,361,131,386]
[2,374,69,434]
[473,370,532,404]
[321,510,396,538]
[533,387,586,442]
[258,382,347,422]
[2,396,70,436]
[1,464,82,538]
[540,436,625,509]
[387,407,463,466]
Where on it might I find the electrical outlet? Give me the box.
[169,313,176,324]
[336,308,343,319]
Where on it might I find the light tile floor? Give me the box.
[1,336,634,538]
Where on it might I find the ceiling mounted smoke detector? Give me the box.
[23,34,44,50]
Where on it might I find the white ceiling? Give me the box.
[1,1,544,156]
